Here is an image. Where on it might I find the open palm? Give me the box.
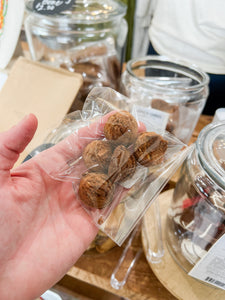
[0,114,112,300]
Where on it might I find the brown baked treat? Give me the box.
[151,98,179,133]
[95,231,117,253]
[151,98,177,114]
[108,145,136,183]
[104,111,138,146]
[71,44,108,62]
[78,173,115,209]
[134,132,168,167]
[71,62,102,78]
[82,140,112,172]
[85,230,117,253]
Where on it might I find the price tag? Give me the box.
[132,105,169,133]
[189,234,225,290]
[33,0,75,15]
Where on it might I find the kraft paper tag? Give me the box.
[0,56,83,165]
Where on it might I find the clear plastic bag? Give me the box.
[40,87,191,246]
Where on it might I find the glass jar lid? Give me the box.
[25,0,127,23]
[197,121,225,188]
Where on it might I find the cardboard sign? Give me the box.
[33,0,75,15]
[0,57,83,166]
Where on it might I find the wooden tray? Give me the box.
[141,189,225,300]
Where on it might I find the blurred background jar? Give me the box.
[24,0,128,111]
[121,56,209,144]
[166,121,225,272]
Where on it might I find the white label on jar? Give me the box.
[132,105,169,133]
[189,234,225,290]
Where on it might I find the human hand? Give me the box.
[0,112,145,299]
[0,113,113,299]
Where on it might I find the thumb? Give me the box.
[0,114,38,175]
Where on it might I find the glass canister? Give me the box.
[166,121,225,273]
[121,56,209,144]
[24,0,127,110]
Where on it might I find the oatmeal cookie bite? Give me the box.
[78,173,115,209]
[134,132,168,167]
[103,111,138,146]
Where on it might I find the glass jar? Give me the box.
[24,0,127,110]
[121,56,209,144]
[166,121,225,272]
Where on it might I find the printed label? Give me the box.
[132,104,169,133]
[189,233,225,290]
[0,0,8,36]
[33,0,75,15]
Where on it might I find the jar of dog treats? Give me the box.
[121,56,209,144]
[166,121,225,280]
[24,0,127,110]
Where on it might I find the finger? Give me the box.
[0,114,38,175]
[138,121,146,133]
